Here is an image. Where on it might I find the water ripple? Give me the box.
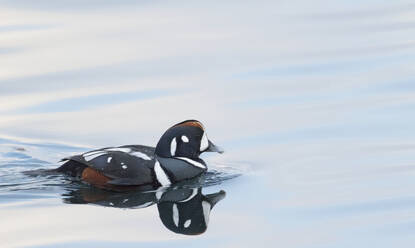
[0,137,241,200]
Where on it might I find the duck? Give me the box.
[56,120,224,189]
[63,186,226,235]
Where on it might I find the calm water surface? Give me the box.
[1,1,415,247]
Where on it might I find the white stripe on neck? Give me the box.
[176,157,206,169]
[179,188,198,202]
[154,160,171,186]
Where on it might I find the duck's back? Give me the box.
[58,145,157,186]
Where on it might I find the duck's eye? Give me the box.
[170,137,177,156]
[181,135,189,143]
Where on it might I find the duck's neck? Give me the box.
[156,156,207,183]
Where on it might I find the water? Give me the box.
[1,0,415,247]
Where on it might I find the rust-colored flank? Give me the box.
[175,121,204,130]
[81,167,110,186]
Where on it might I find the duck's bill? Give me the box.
[204,190,226,207]
[206,140,224,154]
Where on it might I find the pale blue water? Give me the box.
[1,1,415,247]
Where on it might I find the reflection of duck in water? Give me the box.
[55,120,223,190]
[63,187,226,235]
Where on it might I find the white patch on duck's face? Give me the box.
[184,219,191,228]
[181,135,189,143]
[130,151,152,160]
[154,160,171,186]
[200,132,209,152]
[170,137,177,157]
[202,201,211,225]
[176,157,206,169]
[107,157,112,163]
[172,203,179,227]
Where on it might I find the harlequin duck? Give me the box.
[56,120,224,189]
[157,188,225,235]
[63,186,226,235]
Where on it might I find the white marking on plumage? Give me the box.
[83,147,153,163]
[181,135,189,143]
[154,160,171,186]
[109,202,114,206]
[121,163,128,169]
[122,199,129,203]
[179,188,198,202]
[133,201,154,209]
[202,201,211,225]
[184,219,191,228]
[105,147,132,153]
[176,157,206,169]
[83,151,107,161]
[170,137,177,156]
[200,132,209,151]
[130,151,152,160]
[156,191,164,200]
[83,150,105,157]
[172,203,179,227]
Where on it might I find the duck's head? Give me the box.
[157,188,226,235]
[155,120,224,160]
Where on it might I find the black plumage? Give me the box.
[56,120,223,188]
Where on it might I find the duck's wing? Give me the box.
[62,145,156,186]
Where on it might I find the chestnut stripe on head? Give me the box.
[174,120,205,131]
